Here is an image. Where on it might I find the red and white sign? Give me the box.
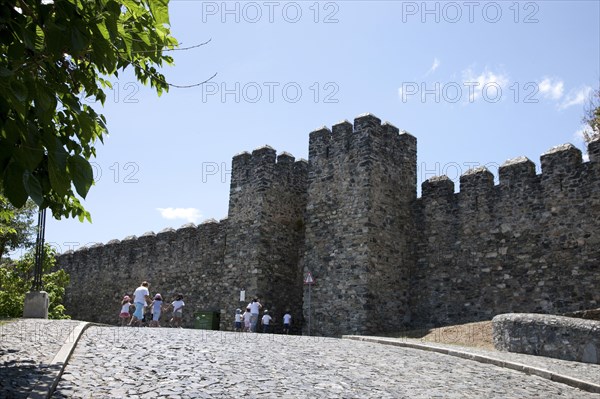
[304,272,315,285]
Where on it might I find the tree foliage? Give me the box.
[0,244,70,319]
[0,0,178,221]
[582,87,600,143]
[0,194,37,260]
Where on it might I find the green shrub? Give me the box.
[0,244,70,319]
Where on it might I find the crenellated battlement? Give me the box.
[414,137,599,327]
[308,114,416,165]
[589,136,600,163]
[421,175,455,199]
[459,166,494,194]
[354,112,381,132]
[540,143,583,179]
[499,156,537,188]
[420,140,598,203]
[230,145,307,192]
[60,220,226,256]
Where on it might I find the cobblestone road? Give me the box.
[0,319,81,398]
[52,327,600,399]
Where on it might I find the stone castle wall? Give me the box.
[58,221,227,328]
[58,147,308,331]
[57,114,600,336]
[411,142,600,328]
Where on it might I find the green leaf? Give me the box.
[0,67,13,78]
[10,80,28,102]
[45,22,68,54]
[1,117,22,144]
[34,85,58,118]
[48,143,70,196]
[15,144,43,172]
[117,25,133,57]
[68,155,93,198]
[70,27,88,52]
[149,0,170,25]
[23,172,43,206]
[3,161,28,207]
[22,24,36,50]
[35,25,46,51]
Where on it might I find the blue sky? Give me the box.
[35,1,600,256]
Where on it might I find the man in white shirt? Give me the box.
[248,298,262,332]
[129,281,150,326]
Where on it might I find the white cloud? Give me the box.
[461,68,509,102]
[425,58,440,76]
[558,86,592,110]
[156,207,202,223]
[538,77,564,100]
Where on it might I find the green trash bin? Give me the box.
[194,311,220,330]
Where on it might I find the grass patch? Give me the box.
[0,318,18,326]
[382,321,495,350]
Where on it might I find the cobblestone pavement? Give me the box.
[0,319,82,398]
[348,335,600,386]
[52,326,600,399]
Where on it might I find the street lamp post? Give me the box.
[31,207,46,291]
[23,207,49,318]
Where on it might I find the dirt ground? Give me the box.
[388,321,495,351]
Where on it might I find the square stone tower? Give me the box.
[223,146,308,323]
[302,114,417,336]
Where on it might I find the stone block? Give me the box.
[23,291,49,319]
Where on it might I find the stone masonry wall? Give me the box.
[57,221,226,328]
[411,140,600,328]
[493,313,600,364]
[58,145,308,332]
[221,146,308,331]
[301,114,417,336]
[57,114,600,337]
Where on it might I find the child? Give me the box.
[142,302,153,327]
[282,311,292,334]
[119,295,132,326]
[242,307,252,332]
[170,294,185,328]
[261,310,272,334]
[234,308,242,332]
[150,293,164,327]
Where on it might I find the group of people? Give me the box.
[119,281,185,327]
[234,297,292,334]
[119,287,291,333]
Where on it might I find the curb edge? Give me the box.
[341,335,600,394]
[27,321,93,399]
